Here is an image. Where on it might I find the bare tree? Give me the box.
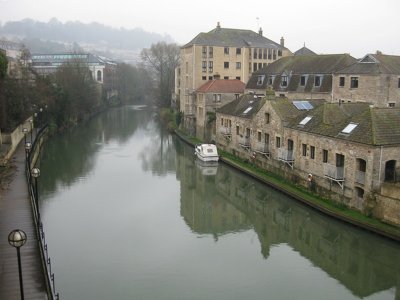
[141,42,180,107]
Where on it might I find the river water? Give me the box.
[38,106,400,300]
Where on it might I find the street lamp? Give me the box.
[31,167,41,218]
[22,128,28,144]
[29,119,33,142]
[8,229,27,300]
[25,142,31,161]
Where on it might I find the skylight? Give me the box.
[299,116,312,125]
[243,107,253,114]
[341,123,358,134]
[293,101,313,110]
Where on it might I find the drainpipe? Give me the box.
[378,146,383,184]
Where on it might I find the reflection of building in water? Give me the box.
[177,145,252,239]
[177,144,400,299]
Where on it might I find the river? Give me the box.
[38,105,400,300]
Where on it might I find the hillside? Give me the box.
[0,18,174,62]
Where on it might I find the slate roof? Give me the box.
[196,79,245,94]
[287,103,400,146]
[217,94,265,119]
[336,54,400,75]
[294,46,317,56]
[182,25,287,50]
[246,54,356,92]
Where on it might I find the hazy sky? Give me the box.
[0,0,399,58]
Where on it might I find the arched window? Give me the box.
[97,70,102,82]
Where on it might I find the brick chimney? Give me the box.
[217,22,221,29]
[280,37,285,47]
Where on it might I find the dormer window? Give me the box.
[300,75,306,86]
[257,75,265,85]
[314,76,321,87]
[268,76,275,85]
[281,76,288,87]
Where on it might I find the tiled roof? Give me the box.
[336,54,400,75]
[270,98,326,122]
[197,79,245,93]
[217,94,265,119]
[287,103,400,145]
[294,46,317,56]
[182,26,287,50]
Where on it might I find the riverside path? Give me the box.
[0,140,47,299]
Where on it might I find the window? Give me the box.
[236,48,241,55]
[281,76,288,87]
[302,144,307,156]
[213,94,221,102]
[342,123,358,134]
[272,50,276,60]
[236,76,241,80]
[389,103,395,108]
[276,137,281,148]
[258,49,262,59]
[221,118,224,125]
[224,76,229,80]
[257,75,265,85]
[339,76,345,87]
[208,61,213,72]
[398,78,400,88]
[253,49,257,59]
[314,76,321,87]
[202,76,206,80]
[299,116,312,125]
[257,131,262,142]
[208,47,213,58]
[278,50,282,57]
[310,146,315,159]
[202,61,206,73]
[265,113,270,124]
[300,76,306,86]
[350,77,359,88]
[236,125,240,135]
[236,62,241,69]
[235,94,240,99]
[263,49,267,59]
[265,133,270,144]
[268,50,272,60]
[202,46,207,57]
[323,149,328,163]
[253,63,257,72]
[97,70,102,81]
[224,62,229,69]
[224,47,229,54]
[208,76,213,80]
[268,76,274,85]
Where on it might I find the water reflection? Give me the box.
[178,142,400,299]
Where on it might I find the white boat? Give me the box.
[195,144,219,162]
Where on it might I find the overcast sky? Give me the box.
[0,0,399,58]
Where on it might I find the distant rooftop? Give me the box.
[196,79,245,94]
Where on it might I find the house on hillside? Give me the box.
[195,79,245,141]
[245,54,357,100]
[333,53,400,108]
[175,22,292,134]
[216,96,400,226]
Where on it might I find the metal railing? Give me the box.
[238,136,250,146]
[254,142,269,153]
[324,164,344,180]
[278,148,294,161]
[219,126,231,135]
[25,125,60,300]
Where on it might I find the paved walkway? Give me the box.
[0,140,47,299]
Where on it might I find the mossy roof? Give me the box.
[217,94,266,119]
[287,103,400,145]
[336,54,400,75]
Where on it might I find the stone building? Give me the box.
[195,79,245,141]
[245,54,357,100]
[176,22,292,134]
[332,53,400,108]
[216,96,400,226]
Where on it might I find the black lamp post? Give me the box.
[22,128,28,144]
[25,142,31,162]
[8,229,27,300]
[31,167,41,218]
[29,119,33,142]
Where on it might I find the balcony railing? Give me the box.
[278,148,294,161]
[254,142,269,154]
[238,136,250,146]
[219,127,232,135]
[324,164,344,180]
[355,170,365,185]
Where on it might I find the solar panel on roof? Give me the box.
[293,101,313,110]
